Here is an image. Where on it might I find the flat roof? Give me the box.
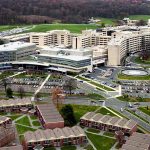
[81,112,137,130]
[39,53,91,61]
[0,42,36,51]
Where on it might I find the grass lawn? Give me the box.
[118,73,150,80]
[86,132,116,150]
[76,76,90,82]
[0,71,14,79]
[16,116,31,126]
[8,115,21,121]
[103,132,115,137]
[139,107,150,116]
[117,96,150,102]
[0,25,19,32]
[129,15,150,21]
[96,18,116,25]
[135,57,150,64]
[44,147,56,150]
[87,93,105,100]
[84,145,94,150]
[16,124,36,134]
[32,121,41,126]
[30,115,38,120]
[87,128,100,133]
[27,24,98,33]
[71,105,99,122]
[61,145,76,150]
[97,107,116,116]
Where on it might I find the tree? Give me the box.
[6,87,13,98]
[18,86,25,99]
[60,104,76,126]
[1,78,8,95]
[136,19,147,26]
[63,77,77,95]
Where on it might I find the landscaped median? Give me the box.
[76,76,115,92]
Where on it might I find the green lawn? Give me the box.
[87,93,105,100]
[87,128,100,133]
[129,15,150,21]
[61,145,76,150]
[97,107,116,116]
[118,73,150,80]
[16,124,36,135]
[139,107,150,116]
[30,115,38,120]
[96,18,116,25]
[0,71,14,79]
[103,132,115,137]
[71,105,99,122]
[117,96,150,102]
[27,24,98,33]
[44,147,56,150]
[8,115,21,121]
[0,25,19,32]
[86,132,116,150]
[135,57,150,64]
[32,121,41,126]
[16,116,31,126]
[84,145,94,150]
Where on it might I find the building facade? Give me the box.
[80,112,137,135]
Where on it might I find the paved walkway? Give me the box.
[31,74,51,101]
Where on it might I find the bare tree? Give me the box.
[63,77,77,95]
[18,86,25,99]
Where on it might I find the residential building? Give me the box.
[0,125,16,148]
[35,103,64,129]
[120,132,150,150]
[24,126,87,149]
[0,42,37,62]
[0,116,12,127]
[0,98,33,112]
[80,112,137,135]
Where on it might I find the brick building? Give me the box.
[80,112,137,135]
[35,103,64,129]
[24,126,87,149]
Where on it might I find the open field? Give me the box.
[118,73,150,80]
[86,132,116,150]
[129,15,150,21]
[27,24,98,33]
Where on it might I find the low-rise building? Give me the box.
[24,126,87,149]
[0,116,12,127]
[120,132,150,150]
[80,112,137,135]
[0,98,33,112]
[0,145,23,150]
[35,103,64,129]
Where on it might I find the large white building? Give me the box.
[0,42,37,62]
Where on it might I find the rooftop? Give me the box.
[0,42,36,51]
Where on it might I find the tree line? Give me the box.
[0,0,150,24]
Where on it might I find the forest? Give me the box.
[0,0,150,24]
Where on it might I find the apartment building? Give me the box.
[0,116,12,127]
[24,126,87,149]
[120,132,150,150]
[0,98,33,113]
[0,125,16,147]
[35,103,64,129]
[30,30,72,47]
[80,112,137,135]
[0,42,37,62]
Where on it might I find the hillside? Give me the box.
[0,0,150,24]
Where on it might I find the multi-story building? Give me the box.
[0,42,37,62]
[80,112,137,135]
[35,103,64,129]
[24,126,87,149]
[0,116,12,127]
[30,30,72,47]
